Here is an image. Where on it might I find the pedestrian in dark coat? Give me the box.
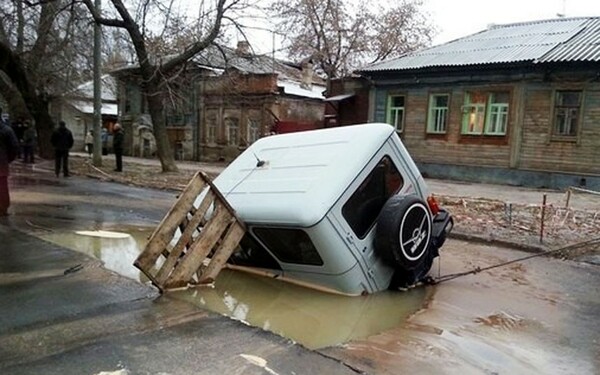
[0,108,19,216]
[112,123,124,172]
[50,121,74,177]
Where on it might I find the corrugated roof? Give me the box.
[360,17,600,72]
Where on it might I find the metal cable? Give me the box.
[425,236,600,285]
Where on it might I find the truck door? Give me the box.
[330,144,419,290]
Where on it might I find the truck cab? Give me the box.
[210,123,453,295]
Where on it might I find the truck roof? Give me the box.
[213,123,396,227]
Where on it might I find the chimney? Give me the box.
[300,61,313,90]
[236,41,251,57]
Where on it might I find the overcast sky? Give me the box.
[425,0,600,44]
[238,0,600,57]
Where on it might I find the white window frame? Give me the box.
[427,94,449,134]
[462,91,509,136]
[386,95,405,133]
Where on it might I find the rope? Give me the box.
[424,236,600,285]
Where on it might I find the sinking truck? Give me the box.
[207,123,453,296]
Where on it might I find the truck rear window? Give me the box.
[342,156,404,238]
[253,228,324,266]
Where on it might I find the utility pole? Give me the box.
[92,0,102,166]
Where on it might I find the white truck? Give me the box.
[211,123,453,296]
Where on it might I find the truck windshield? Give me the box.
[342,155,404,238]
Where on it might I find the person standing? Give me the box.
[101,128,108,155]
[0,108,19,216]
[84,130,93,156]
[50,121,74,177]
[112,123,124,172]
[21,121,37,163]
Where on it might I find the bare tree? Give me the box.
[82,0,246,172]
[271,0,434,83]
[0,0,97,157]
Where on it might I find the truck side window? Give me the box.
[253,228,324,266]
[342,156,404,238]
[229,234,282,270]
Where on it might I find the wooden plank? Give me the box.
[154,190,216,284]
[198,221,245,284]
[135,172,206,271]
[164,203,231,289]
[198,171,247,232]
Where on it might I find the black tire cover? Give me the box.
[375,195,433,271]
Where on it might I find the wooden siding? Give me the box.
[374,86,512,168]
[519,84,600,175]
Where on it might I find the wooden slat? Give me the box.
[135,172,207,271]
[163,203,231,289]
[155,190,216,284]
[198,221,245,284]
[198,171,246,232]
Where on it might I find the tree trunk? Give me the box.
[146,80,177,172]
[0,41,55,159]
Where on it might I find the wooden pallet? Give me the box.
[134,171,246,292]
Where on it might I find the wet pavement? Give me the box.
[1,161,599,374]
[0,166,358,375]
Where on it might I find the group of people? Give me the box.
[0,106,124,216]
[52,122,124,176]
[83,125,123,171]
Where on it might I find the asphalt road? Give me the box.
[1,162,599,374]
[0,165,358,375]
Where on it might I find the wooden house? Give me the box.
[356,17,600,190]
[113,42,326,162]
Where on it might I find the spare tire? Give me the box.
[375,195,432,271]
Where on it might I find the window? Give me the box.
[553,90,581,137]
[230,234,282,270]
[226,117,239,146]
[206,113,217,144]
[342,156,404,238]
[386,95,405,132]
[253,228,323,266]
[247,118,260,144]
[461,91,509,135]
[427,94,449,133]
[486,92,509,135]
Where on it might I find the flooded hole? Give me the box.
[38,226,431,349]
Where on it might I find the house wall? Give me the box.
[374,85,513,167]
[199,73,325,162]
[370,68,600,189]
[519,82,600,175]
[326,78,370,126]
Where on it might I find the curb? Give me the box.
[449,230,548,254]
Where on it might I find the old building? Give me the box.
[324,76,370,128]
[356,17,600,190]
[49,74,118,151]
[114,42,326,162]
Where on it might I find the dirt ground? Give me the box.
[64,156,600,259]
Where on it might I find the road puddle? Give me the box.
[39,228,152,281]
[39,226,430,350]
[169,270,429,349]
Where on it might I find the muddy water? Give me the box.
[171,270,429,349]
[39,227,429,350]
